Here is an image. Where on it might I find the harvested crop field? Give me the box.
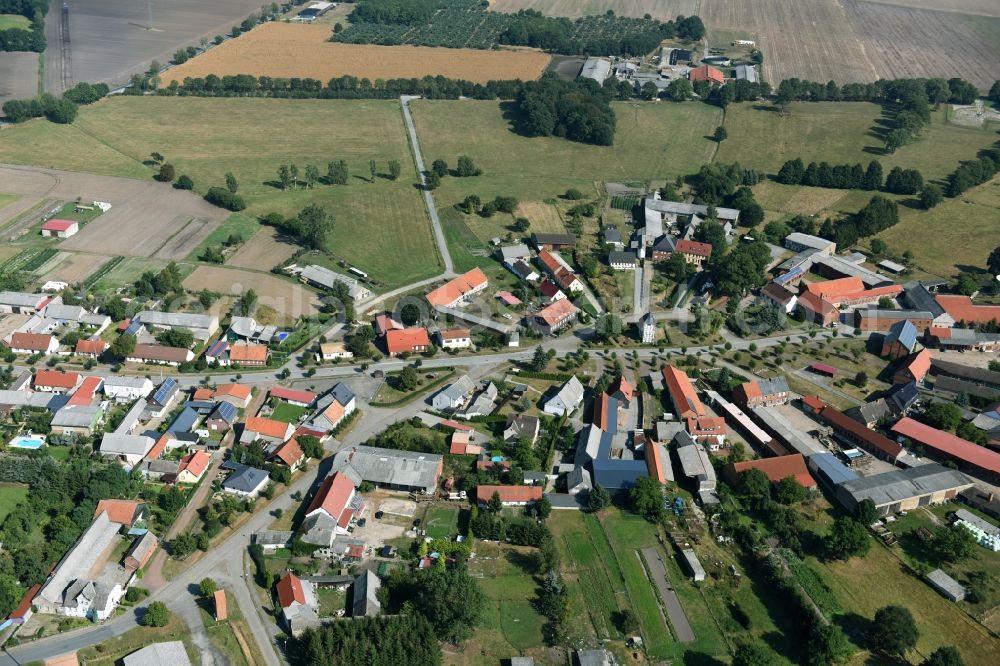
[228,227,299,270]
[0,52,37,107]
[0,165,228,260]
[489,0,700,20]
[37,251,113,284]
[701,0,879,85]
[45,0,266,93]
[700,0,1000,89]
[183,266,321,322]
[163,22,551,85]
[845,0,1000,89]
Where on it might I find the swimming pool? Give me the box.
[8,435,45,449]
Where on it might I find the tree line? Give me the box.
[1,82,108,124]
[0,0,45,52]
[776,158,925,195]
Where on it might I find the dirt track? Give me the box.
[0,164,228,260]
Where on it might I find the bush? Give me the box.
[205,187,247,211]
[175,174,194,190]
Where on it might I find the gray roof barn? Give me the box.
[331,445,443,494]
[733,64,758,83]
[352,570,381,617]
[926,569,966,601]
[579,57,611,85]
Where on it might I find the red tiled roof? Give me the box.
[797,291,838,319]
[272,438,304,466]
[178,450,211,479]
[216,383,252,401]
[11,332,54,352]
[74,339,107,355]
[375,314,403,334]
[440,328,471,341]
[94,499,143,526]
[927,326,951,340]
[214,589,228,621]
[245,416,293,440]
[811,362,839,375]
[609,375,634,402]
[662,366,705,419]
[689,64,724,83]
[805,277,866,299]
[593,393,611,432]
[34,369,79,389]
[936,295,1000,325]
[276,572,306,608]
[497,291,522,306]
[193,388,215,401]
[67,376,102,407]
[425,268,488,307]
[41,219,77,232]
[815,403,903,459]
[539,279,562,298]
[229,343,268,364]
[726,454,817,488]
[385,327,431,354]
[307,472,355,520]
[270,386,317,405]
[675,239,713,257]
[897,348,932,383]
[347,544,364,558]
[646,442,667,483]
[144,433,170,461]
[537,250,563,275]
[736,381,762,401]
[476,485,543,504]
[535,299,578,327]
[802,395,825,412]
[687,416,726,435]
[9,583,41,620]
[892,417,1000,474]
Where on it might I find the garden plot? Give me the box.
[228,227,299,270]
[37,251,113,284]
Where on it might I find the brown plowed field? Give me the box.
[163,22,551,85]
[0,164,228,260]
[228,228,299,270]
[845,1,1000,88]
[700,0,880,84]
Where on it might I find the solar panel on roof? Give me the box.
[151,378,177,405]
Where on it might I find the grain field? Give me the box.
[845,1,1000,89]
[163,22,551,85]
[700,0,879,84]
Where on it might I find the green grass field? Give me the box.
[0,97,441,288]
[270,401,307,424]
[423,506,460,540]
[0,13,30,29]
[718,102,1000,181]
[459,541,549,666]
[878,175,1000,278]
[0,482,28,523]
[410,99,722,206]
